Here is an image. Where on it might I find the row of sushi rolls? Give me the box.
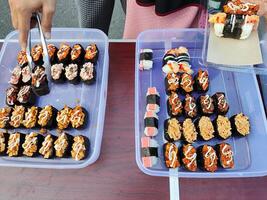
[139,45,250,172]
[0,42,99,161]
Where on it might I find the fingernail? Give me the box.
[44,32,51,39]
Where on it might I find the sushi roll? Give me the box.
[80,62,96,84]
[23,106,39,129]
[39,134,56,159]
[194,69,209,93]
[71,44,85,65]
[9,66,22,86]
[181,144,197,172]
[22,132,44,157]
[70,105,87,129]
[182,118,197,143]
[214,115,232,140]
[183,94,198,119]
[163,142,180,168]
[197,144,218,172]
[31,44,43,65]
[146,87,160,113]
[164,118,182,142]
[139,49,153,70]
[84,43,99,64]
[144,111,158,137]
[6,86,18,107]
[141,137,158,168]
[31,66,50,96]
[56,106,72,130]
[215,143,234,169]
[47,44,58,64]
[57,43,71,64]
[223,0,259,15]
[0,107,12,129]
[197,116,215,141]
[163,49,176,65]
[176,47,190,65]
[230,113,250,136]
[17,50,28,67]
[51,63,65,83]
[38,105,57,129]
[180,73,194,94]
[21,65,32,85]
[7,132,25,157]
[65,64,80,84]
[0,131,9,155]
[54,132,73,158]
[165,73,179,94]
[17,85,35,106]
[9,105,25,128]
[167,92,183,117]
[198,95,215,116]
[71,135,89,161]
[212,92,229,115]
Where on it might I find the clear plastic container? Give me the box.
[135,28,267,178]
[0,28,109,168]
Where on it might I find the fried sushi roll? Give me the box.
[65,64,80,84]
[31,44,43,65]
[9,66,22,86]
[215,143,234,169]
[39,134,56,159]
[212,92,229,115]
[194,69,209,93]
[183,94,198,119]
[198,144,218,172]
[71,135,89,161]
[17,50,28,67]
[84,43,99,64]
[51,63,65,83]
[7,132,25,157]
[196,116,215,141]
[146,87,160,113]
[181,144,197,172]
[0,131,9,155]
[180,73,194,94]
[9,105,25,128]
[144,111,158,137]
[198,95,215,116]
[57,43,71,64]
[71,44,85,65]
[56,106,72,130]
[38,105,57,129]
[47,44,58,64]
[23,106,39,129]
[70,105,87,129]
[164,118,182,142]
[0,107,12,129]
[230,113,250,136]
[17,85,35,106]
[163,142,180,169]
[167,92,183,117]
[214,115,232,140]
[141,137,158,168]
[31,66,50,96]
[6,86,18,107]
[182,118,197,143]
[54,132,73,158]
[139,49,153,70]
[22,132,44,157]
[165,73,179,94]
[21,65,32,85]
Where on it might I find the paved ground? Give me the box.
[0,0,125,39]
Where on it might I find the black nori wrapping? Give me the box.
[215,143,234,169]
[6,86,19,107]
[183,94,198,119]
[31,44,44,66]
[213,115,232,140]
[230,113,250,137]
[57,43,71,65]
[176,53,190,63]
[21,65,32,85]
[84,43,99,64]
[71,135,90,161]
[167,92,183,117]
[181,144,197,172]
[31,66,50,96]
[9,66,22,86]
[223,14,244,39]
[163,142,180,168]
[47,44,58,64]
[195,116,215,141]
[194,69,209,93]
[144,117,158,129]
[165,73,179,94]
[163,53,176,65]
[38,105,58,129]
[71,44,85,65]
[140,52,153,61]
[147,95,160,107]
[212,92,229,115]
[180,73,194,94]
[197,145,218,172]
[197,95,215,116]
[0,131,9,156]
[65,64,80,84]
[54,132,73,158]
[0,107,12,129]
[141,147,158,157]
[51,63,65,83]
[17,85,36,106]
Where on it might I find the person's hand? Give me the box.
[8,0,56,50]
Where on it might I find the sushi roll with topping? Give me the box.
[180,73,194,94]
[214,115,232,140]
[6,86,18,106]
[162,61,193,74]
[57,43,71,64]
[71,44,85,65]
[182,118,198,143]
[65,64,80,84]
[31,66,50,96]
[163,50,176,65]
[23,106,39,129]
[144,111,158,137]
[194,69,209,93]
[21,65,32,85]
[47,44,58,64]
[165,73,179,94]
[0,131,9,155]
[39,134,56,159]
[181,144,197,172]
[17,50,28,67]
[197,116,215,141]
[198,95,215,116]
[167,92,183,117]
[212,92,229,115]
[176,47,190,64]
[56,106,72,130]
[54,132,73,158]
[80,62,96,84]
[141,137,158,168]
[215,143,234,169]
[38,105,57,129]
[183,94,197,119]
[7,132,25,157]
[9,105,25,128]
[163,142,180,168]
[70,105,87,129]
[17,85,35,106]
[164,118,182,142]
[139,49,153,70]
[223,0,259,15]
[51,63,65,83]
[71,135,89,161]
[146,87,160,113]
[0,107,12,129]
[84,43,99,64]
[198,144,218,172]
[9,66,21,86]
[31,44,43,65]
[22,132,44,157]
[230,113,250,136]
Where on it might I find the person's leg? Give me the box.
[75,0,115,34]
